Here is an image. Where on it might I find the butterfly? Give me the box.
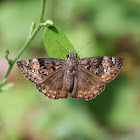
[17,50,124,100]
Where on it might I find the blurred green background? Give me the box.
[0,0,140,140]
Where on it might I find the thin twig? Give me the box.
[39,0,46,23]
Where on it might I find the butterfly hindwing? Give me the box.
[78,56,124,83]
[70,67,104,100]
[36,67,68,99]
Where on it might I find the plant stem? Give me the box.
[0,0,46,89]
[39,0,46,23]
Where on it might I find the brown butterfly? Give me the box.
[17,50,124,100]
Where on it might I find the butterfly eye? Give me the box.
[75,54,77,59]
[67,55,69,59]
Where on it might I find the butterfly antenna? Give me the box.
[54,39,68,56]
[76,41,91,54]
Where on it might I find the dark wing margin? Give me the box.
[78,56,124,83]
[17,58,65,84]
[70,68,104,100]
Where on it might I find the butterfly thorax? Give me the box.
[65,50,77,73]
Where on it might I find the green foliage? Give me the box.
[44,26,76,60]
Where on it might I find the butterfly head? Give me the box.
[67,50,77,60]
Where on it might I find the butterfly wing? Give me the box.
[17,58,68,99]
[78,56,124,83]
[17,58,64,84]
[70,56,123,100]
[70,67,104,100]
[36,67,68,99]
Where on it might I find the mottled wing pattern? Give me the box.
[78,56,124,83]
[17,58,68,99]
[70,68,104,100]
[17,58,64,84]
[36,68,68,99]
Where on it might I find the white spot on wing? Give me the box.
[104,56,108,60]
[26,60,29,66]
[36,70,39,74]
[112,57,116,64]
[108,67,111,70]
[32,58,39,63]
[104,69,107,72]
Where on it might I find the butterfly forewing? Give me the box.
[78,56,124,83]
[17,58,64,84]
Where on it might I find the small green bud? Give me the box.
[41,20,53,27]
[29,22,36,38]
[1,83,14,91]
[30,22,35,32]
[4,49,9,58]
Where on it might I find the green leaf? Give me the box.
[44,26,76,60]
